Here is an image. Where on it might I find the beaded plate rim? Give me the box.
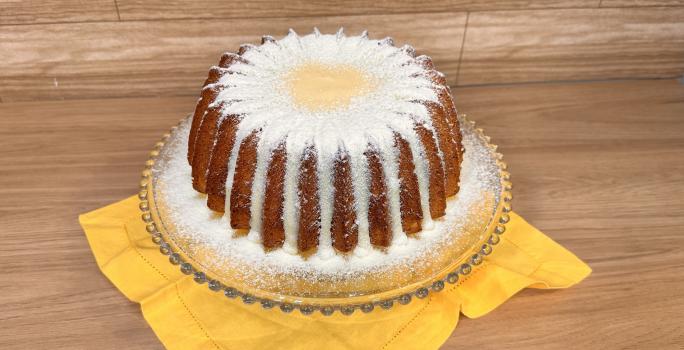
[137,115,512,316]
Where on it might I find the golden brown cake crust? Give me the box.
[297,146,321,253]
[219,52,242,68]
[438,88,464,195]
[426,100,459,197]
[188,87,220,164]
[191,103,223,193]
[229,130,260,229]
[365,146,392,247]
[204,67,224,86]
[261,141,287,249]
[415,124,447,219]
[394,133,423,235]
[186,32,466,256]
[206,114,242,212]
[331,150,359,252]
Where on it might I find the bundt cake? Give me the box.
[187,28,463,256]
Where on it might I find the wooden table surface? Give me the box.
[1,78,683,349]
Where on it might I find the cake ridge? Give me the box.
[188,29,464,256]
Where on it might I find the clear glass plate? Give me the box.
[138,116,512,315]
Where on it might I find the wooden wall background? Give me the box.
[1,1,683,102]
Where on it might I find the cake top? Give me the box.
[200,29,450,255]
[285,62,375,112]
[209,28,441,154]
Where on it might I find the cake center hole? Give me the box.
[286,63,375,112]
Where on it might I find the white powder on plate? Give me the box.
[152,116,501,293]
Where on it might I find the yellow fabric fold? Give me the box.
[79,196,590,350]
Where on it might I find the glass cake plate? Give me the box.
[137,115,512,315]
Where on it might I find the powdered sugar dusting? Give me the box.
[204,30,446,255]
[153,116,501,294]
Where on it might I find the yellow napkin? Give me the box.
[80,196,590,350]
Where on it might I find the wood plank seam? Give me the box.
[114,3,684,22]
[455,12,471,86]
[0,9,467,27]
[114,9,464,23]
[106,4,678,21]
[0,77,679,105]
[0,5,681,26]
[108,4,684,21]
[600,2,684,8]
[7,5,684,28]
[454,76,681,88]
[0,19,122,27]
[1,3,683,27]
[114,0,121,21]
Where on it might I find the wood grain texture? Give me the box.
[601,0,684,6]
[458,7,684,85]
[116,0,599,20]
[0,0,119,25]
[1,79,683,349]
[445,78,684,349]
[0,12,466,102]
[0,95,197,350]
